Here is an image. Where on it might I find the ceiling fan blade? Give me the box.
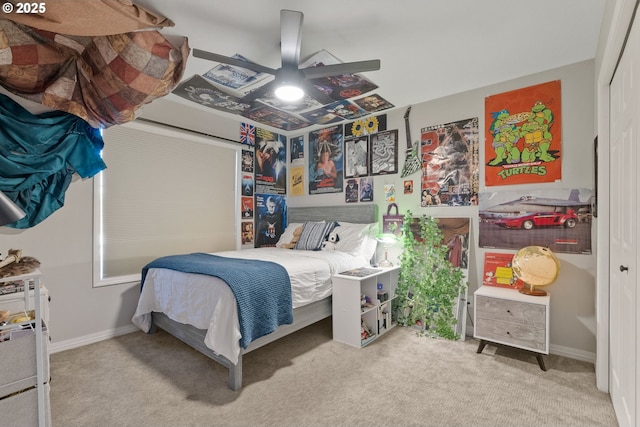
[302,59,381,79]
[241,80,276,102]
[192,49,278,75]
[280,9,303,68]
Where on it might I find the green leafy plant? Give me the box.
[393,211,467,340]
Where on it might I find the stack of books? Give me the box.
[0,279,35,296]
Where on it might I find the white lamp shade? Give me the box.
[0,191,26,226]
[375,233,398,246]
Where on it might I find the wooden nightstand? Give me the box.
[473,285,550,370]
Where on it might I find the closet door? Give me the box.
[609,15,640,427]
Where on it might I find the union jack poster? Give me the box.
[240,122,255,146]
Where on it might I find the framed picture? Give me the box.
[370,129,398,175]
[344,136,369,178]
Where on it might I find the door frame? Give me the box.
[596,0,638,392]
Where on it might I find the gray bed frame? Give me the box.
[148,204,377,390]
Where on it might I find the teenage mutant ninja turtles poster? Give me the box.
[484,80,562,186]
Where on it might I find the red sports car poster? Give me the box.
[478,188,593,255]
[484,80,562,186]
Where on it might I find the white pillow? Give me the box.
[334,222,376,255]
[276,222,303,248]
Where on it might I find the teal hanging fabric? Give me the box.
[0,93,106,228]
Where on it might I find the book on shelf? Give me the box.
[0,279,36,296]
[482,252,524,290]
[338,267,382,277]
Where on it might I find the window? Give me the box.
[93,120,239,287]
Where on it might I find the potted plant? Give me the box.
[393,211,467,340]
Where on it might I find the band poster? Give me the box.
[485,80,562,186]
[255,127,287,195]
[420,117,479,207]
[308,125,344,194]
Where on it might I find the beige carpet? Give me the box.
[49,318,618,427]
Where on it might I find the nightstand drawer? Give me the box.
[475,295,545,328]
[475,317,546,352]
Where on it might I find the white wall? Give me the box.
[0,176,142,349]
[0,60,597,361]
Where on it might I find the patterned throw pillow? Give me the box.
[294,221,337,251]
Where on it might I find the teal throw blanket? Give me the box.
[141,253,293,349]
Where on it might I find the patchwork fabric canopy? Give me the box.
[0,19,189,128]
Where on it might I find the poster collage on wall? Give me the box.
[477,80,592,291]
[238,79,593,269]
[240,113,396,248]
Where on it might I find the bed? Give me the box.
[131,204,377,390]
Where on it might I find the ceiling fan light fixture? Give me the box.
[274,84,304,102]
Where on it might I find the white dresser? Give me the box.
[473,285,549,370]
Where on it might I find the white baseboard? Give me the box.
[49,324,139,354]
[465,331,596,364]
[49,324,597,365]
[550,343,596,363]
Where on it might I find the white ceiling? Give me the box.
[136,0,606,119]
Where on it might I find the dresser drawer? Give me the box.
[475,295,546,328]
[475,317,546,352]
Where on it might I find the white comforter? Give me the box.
[131,248,369,364]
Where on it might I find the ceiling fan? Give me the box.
[192,9,381,104]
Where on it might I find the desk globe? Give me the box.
[511,246,559,296]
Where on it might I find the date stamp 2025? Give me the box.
[2,2,46,14]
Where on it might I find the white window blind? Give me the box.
[94,120,238,287]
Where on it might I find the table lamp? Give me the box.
[375,233,398,267]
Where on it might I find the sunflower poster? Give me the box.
[344,114,387,138]
[484,80,562,186]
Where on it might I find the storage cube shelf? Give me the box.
[332,266,400,348]
[0,323,49,398]
[0,271,51,427]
